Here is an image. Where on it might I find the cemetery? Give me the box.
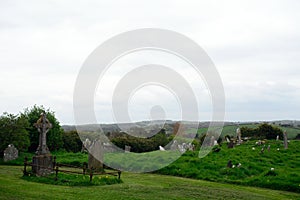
[0,106,300,199]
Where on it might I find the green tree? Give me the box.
[257,123,283,140]
[240,123,283,140]
[63,130,82,152]
[0,113,30,154]
[21,105,64,152]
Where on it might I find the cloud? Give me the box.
[0,0,299,123]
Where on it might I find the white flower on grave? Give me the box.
[252,147,255,150]
[237,163,242,168]
[232,165,235,168]
[277,148,280,151]
[271,168,275,171]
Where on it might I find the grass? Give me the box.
[156,140,300,193]
[1,165,300,200]
[22,172,122,186]
[2,140,299,193]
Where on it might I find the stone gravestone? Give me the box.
[32,112,53,176]
[210,136,215,147]
[283,130,288,149]
[236,127,242,145]
[227,140,234,149]
[3,144,18,162]
[125,145,131,153]
[88,140,104,172]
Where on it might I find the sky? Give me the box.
[0,0,300,124]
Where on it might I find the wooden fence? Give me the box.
[23,156,121,182]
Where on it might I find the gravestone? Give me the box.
[3,144,18,162]
[170,140,178,151]
[210,136,215,146]
[227,160,233,168]
[81,138,91,152]
[227,140,234,149]
[125,145,131,153]
[88,140,104,172]
[32,112,53,176]
[236,127,242,145]
[283,130,288,149]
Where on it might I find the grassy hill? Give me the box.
[0,165,299,200]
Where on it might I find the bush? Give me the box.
[63,131,82,153]
[111,130,172,153]
[241,123,283,140]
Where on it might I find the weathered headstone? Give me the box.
[276,135,279,141]
[227,140,234,149]
[283,130,288,149]
[32,113,53,176]
[125,145,131,153]
[267,145,270,152]
[236,127,242,145]
[88,140,104,172]
[227,160,233,168]
[170,140,178,151]
[210,136,215,146]
[3,144,18,162]
[81,138,91,152]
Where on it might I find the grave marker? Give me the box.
[3,144,18,162]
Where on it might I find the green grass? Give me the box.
[156,140,300,193]
[22,172,122,186]
[1,165,300,200]
[3,140,299,193]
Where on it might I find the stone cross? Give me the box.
[283,130,288,149]
[34,112,52,155]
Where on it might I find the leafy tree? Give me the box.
[63,130,82,152]
[240,127,256,137]
[241,123,283,140]
[257,123,283,140]
[21,105,64,152]
[0,113,30,154]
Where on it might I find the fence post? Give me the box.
[53,156,56,170]
[83,162,87,175]
[23,157,28,176]
[90,168,94,182]
[55,166,59,181]
[118,171,121,179]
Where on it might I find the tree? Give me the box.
[21,105,64,152]
[63,130,82,152]
[240,123,283,140]
[257,123,283,140]
[0,113,30,154]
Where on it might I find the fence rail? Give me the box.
[23,156,121,182]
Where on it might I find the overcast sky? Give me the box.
[0,0,300,124]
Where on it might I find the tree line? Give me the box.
[0,105,82,155]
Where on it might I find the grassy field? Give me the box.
[1,165,300,200]
[3,140,299,193]
[157,140,300,193]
